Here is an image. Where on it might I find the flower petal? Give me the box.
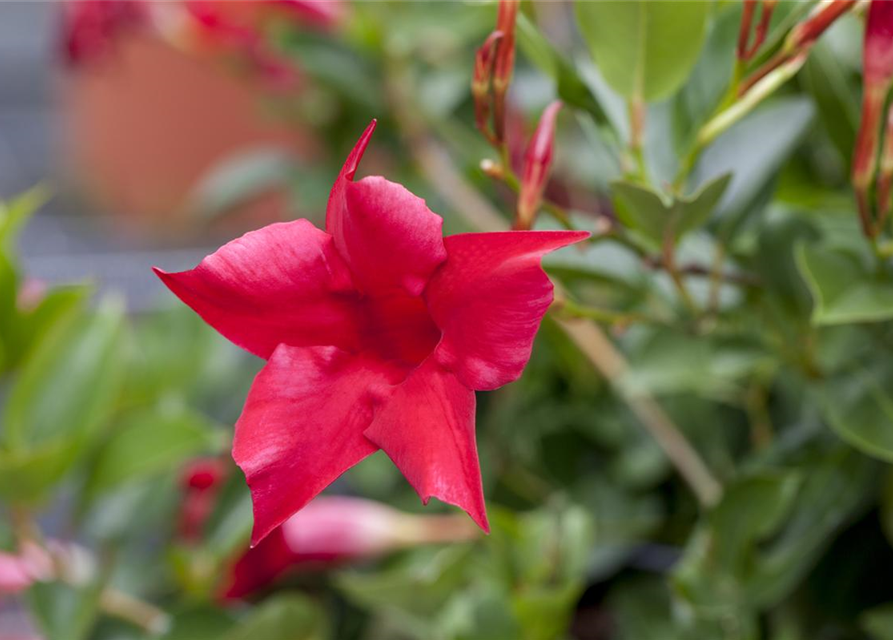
[326,121,447,296]
[233,344,400,545]
[364,356,488,532]
[154,219,360,360]
[425,230,589,391]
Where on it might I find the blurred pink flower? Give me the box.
[0,543,52,596]
[155,120,588,545]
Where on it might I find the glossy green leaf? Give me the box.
[796,244,893,325]
[575,0,710,101]
[87,407,223,496]
[3,297,125,448]
[612,173,731,246]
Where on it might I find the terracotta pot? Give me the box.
[61,31,313,239]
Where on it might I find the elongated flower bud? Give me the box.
[222,496,479,599]
[472,31,504,144]
[517,101,562,230]
[492,0,518,144]
[853,0,893,236]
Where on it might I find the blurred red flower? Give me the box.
[155,120,588,545]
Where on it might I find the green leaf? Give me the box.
[862,604,893,640]
[691,97,814,225]
[3,297,125,448]
[4,285,90,370]
[611,173,731,246]
[801,40,859,170]
[575,0,710,101]
[796,243,893,325]
[515,14,609,125]
[0,183,52,249]
[87,407,223,496]
[161,606,237,640]
[27,579,103,640]
[816,368,893,463]
[224,594,328,640]
[0,439,82,504]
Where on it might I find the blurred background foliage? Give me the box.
[2,1,893,639]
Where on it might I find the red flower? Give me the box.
[221,496,478,599]
[155,121,588,545]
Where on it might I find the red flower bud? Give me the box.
[492,0,518,143]
[221,496,479,599]
[853,0,893,236]
[517,101,562,230]
[472,31,504,145]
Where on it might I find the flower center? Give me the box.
[361,291,441,370]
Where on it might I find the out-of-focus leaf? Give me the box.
[673,471,802,620]
[190,148,295,221]
[612,173,731,246]
[26,579,103,640]
[3,297,125,448]
[883,471,893,548]
[87,407,223,496]
[817,368,893,463]
[0,183,51,249]
[624,328,766,398]
[674,4,739,147]
[862,604,893,640]
[515,14,609,126]
[4,285,90,370]
[674,444,877,623]
[692,98,814,225]
[0,439,80,504]
[801,41,859,169]
[575,0,710,101]
[224,594,328,640]
[161,606,237,640]
[337,545,473,619]
[796,243,893,325]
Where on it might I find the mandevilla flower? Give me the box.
[517,100,562,230]
[222,496,478,599]
[155,120,588,544]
